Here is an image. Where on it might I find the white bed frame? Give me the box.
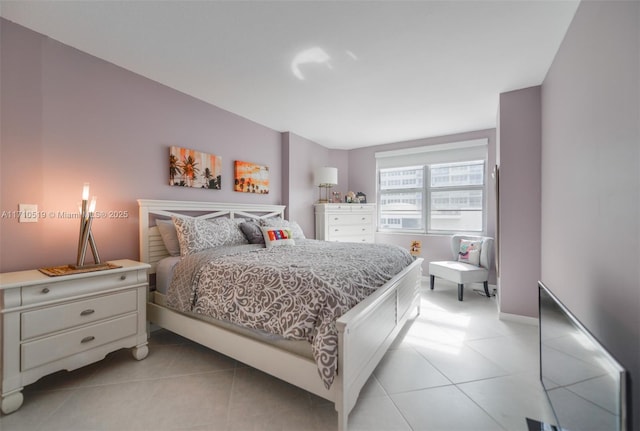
[138,199,422,431]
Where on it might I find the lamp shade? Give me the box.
[314,167,338,186]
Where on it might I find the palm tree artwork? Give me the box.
[169,154,181,186]
[169,146,221,189]
[234,160,269,194]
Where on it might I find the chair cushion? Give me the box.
[429,260,489,284]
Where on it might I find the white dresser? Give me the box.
[315,203,376,243]
[0,259,150,414]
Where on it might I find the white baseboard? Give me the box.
[499,312,538,326]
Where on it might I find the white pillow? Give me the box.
[156,219,181,256]
[261,226,295,248]
[172,216,248,256]
[458,239,482,266]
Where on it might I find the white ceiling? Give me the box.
[0,1,579,149]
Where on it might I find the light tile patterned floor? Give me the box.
[0,280,557,431]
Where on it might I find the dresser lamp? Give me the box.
[71,182,108,269]
[314,167,338,203]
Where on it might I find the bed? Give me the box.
[138,199,423,431]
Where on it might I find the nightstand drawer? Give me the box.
[21,290,137,340]
[21,313,138,371]
[21,270,141,306]
[327,213,373,226]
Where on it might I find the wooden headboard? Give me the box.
[138,199,286,273]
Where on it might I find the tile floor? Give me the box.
[0,280,558,431]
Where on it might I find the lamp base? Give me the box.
[69,262,112,270]
[317,185,334,204]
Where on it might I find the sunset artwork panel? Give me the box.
[234,161,269,194]
[169,146,221,189]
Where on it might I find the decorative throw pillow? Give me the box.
[156,219,181,256]
[260,217,306,239]
[172,216,248,256]
[261,226,295,248]
[458,239,482,266]
[240,221,265,244]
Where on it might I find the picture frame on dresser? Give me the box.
[0,259,150,414]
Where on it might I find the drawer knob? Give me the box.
[120,275,127,280]
[81,336,95,344]
[80,309,95,316]
[41,287,50,294]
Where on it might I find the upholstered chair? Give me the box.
[429,235,494,301]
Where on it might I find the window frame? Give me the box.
[426,161,486,234]
[378,165,426,233]
[377,156,487,235]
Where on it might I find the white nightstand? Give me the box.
[315,203,376,243]
[0,259,150,414]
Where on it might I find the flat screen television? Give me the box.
[531,282,628,431]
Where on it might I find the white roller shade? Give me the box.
[375,139,488,169]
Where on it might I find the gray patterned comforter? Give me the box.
[166,239,414,388]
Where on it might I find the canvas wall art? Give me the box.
[169,146,221,189]
[234,161,269,194]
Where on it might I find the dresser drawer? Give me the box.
[21,290,137,340]
[21,270,141,306]
[21,313,138,371]
[328,224,373,237]
[327,235,373,243]
[327,213,373,226]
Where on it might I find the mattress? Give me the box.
[155,256,181,294]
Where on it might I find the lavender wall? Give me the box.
[348,129,497,278]
[0,19,283,272]
[497,86,541,319]
[541,2,639,429]
[282,132,348,238]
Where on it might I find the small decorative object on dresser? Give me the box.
[315,203,376,243]
[0,259,150,414]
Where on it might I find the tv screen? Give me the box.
[538,281,627,431]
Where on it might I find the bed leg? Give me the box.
[337,408,348,431]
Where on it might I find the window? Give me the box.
[376,139,487,234]
[379,166,424,231]
[428,160,484,232]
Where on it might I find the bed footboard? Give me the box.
[335,257,423,430]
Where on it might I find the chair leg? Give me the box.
[483,281,491,298]
[430,275,435,290]
[458,284,464,301]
